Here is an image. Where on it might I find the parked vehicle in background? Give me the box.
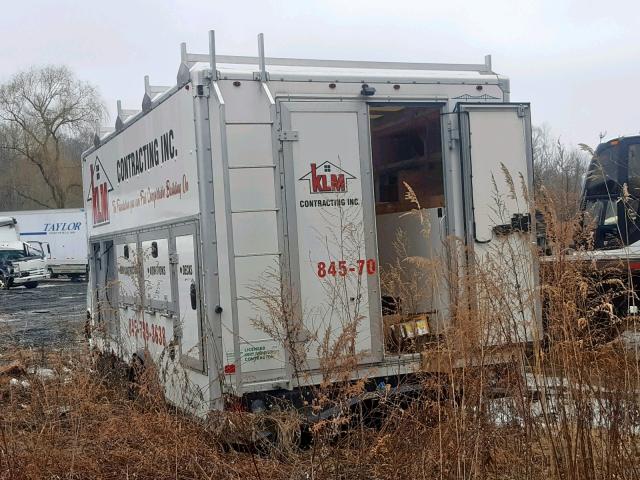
[0,209,88,280]
[569,135,640,317]
[0,216,49,289]
[580,136,640,251]
[83,30,538,417]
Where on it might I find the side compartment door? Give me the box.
[457,103,540,344]
[137,230,174,357]
[173,224,205,372]
[91,240,118,348]
[280,101,382,366]
[115,235,140,357]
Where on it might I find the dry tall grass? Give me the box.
[2,185,640,479]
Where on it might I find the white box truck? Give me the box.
[2,209,89,279]
[0,217,50,289]
[83,31,538,416]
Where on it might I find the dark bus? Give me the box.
[581,135,640,249]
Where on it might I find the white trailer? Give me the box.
[83,31,539,416]
[2,209,88,278]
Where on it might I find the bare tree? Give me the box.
[0,66,105,209]
[533,124,589,220]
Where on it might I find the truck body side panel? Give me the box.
[84,86,213,416]
[83,87,200,236]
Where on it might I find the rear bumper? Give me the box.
[12,270,50,285]
[48,264,87,275]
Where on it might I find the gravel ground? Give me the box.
[0,279,87,348]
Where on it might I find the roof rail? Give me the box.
[187,53,493,74]
[94,31,495,151]
[180,31,493,75]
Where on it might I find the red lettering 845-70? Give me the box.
[316,259,376,278]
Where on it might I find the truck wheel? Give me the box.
[0,275,10,290]
[24,282,38,289]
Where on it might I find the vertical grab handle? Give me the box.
[190,281,197,310]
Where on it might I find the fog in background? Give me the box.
[1,0,638,146]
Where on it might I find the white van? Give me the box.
[83,31,538,416]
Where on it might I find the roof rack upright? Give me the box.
[142,76,171,112]
[115,100,140,131]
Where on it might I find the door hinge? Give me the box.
[447,119,459,150]
[278,130,299,141]
[169,253,179,265]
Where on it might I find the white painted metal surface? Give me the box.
[0,217,19,242]
[175,234,202,365]
[282,102,380,364]
[84,87,199,237]
[464,109,530,243]
[458,104,538,344]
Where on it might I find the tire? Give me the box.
[0,275,10,290]
[24,282,38,289]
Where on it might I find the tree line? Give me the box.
[0,65,590,213]
[0,66,104,210]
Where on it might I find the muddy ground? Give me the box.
[0,279,86,348]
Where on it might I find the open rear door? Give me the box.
[280,101,383,367]
[457,103,540,344]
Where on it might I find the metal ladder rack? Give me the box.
[102,30,495,146]
[179,30,494,79]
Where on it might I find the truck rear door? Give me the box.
[280,101,383,366]
[457,103,540,344]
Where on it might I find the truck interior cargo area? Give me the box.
[369,104,445,355]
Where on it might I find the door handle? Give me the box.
[190,281,197,310]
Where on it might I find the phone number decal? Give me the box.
[316,259,376,278]
[128,318,167,347]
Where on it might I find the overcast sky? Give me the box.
[1,0,638,147]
